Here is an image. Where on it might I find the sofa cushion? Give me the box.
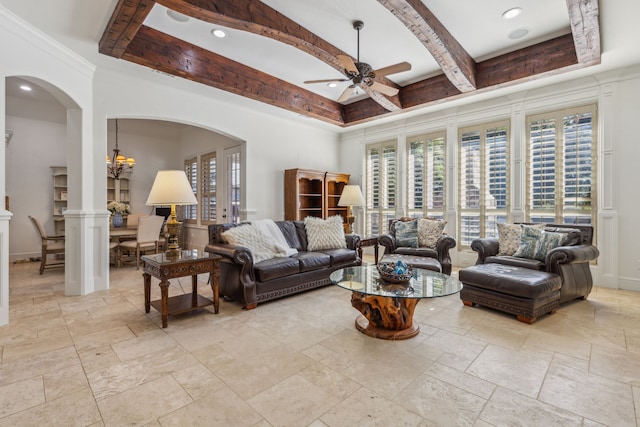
[497,223,545,256]
[304,216,347,251]
[221,223,278,263]
[320,248,358,266]
[296,252,331,272]
[514,227,566,262]
[395,219,418,248]
[277,221,303,251]
[417,218,446,249]
[254,257,301,282]
[293,221,309,251]
[485,255,545,271]
[395,247,438,259]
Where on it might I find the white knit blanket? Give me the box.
[252,219,298,257]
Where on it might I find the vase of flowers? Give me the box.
[107,201,130,228]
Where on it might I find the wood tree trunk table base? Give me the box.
[351,292,420,340]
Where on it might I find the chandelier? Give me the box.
[107,119,135,179]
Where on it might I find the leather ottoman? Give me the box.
[379,254,442,273]
[458,264,562,323]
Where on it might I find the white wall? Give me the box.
[612,76,640,289]
[92,65,340,223]
[5,112,67,260]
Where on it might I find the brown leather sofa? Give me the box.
[205,221,361,309]
[378,218,456,275]
[469,223,599,304]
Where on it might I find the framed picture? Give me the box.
[60,191,67,201]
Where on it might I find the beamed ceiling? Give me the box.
[99,0,600,127]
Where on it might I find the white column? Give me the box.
[0,76,11,325]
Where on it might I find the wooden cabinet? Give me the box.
[107,175,130,204]
[51,166,67,235]
[325,172,350,225]
[284,169,350,228]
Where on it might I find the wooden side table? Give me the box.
[142,250,220,328]
[358,236,380,264]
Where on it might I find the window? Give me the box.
[226,150,241,224]
[458,121,509,246]
[183,157,197,224]
[365,141,397,235]
[201,152,216,225]
[407,132,446,219]
[526,105,596,225]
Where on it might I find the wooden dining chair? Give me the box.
[29,215,65,274]
[125,213,145,228]
[117,215,165,269]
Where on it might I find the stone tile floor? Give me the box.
[1,260,639,426]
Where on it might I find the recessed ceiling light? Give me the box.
[509,27,530,39]
[211,29,227,38]
[327,82,337,88]
[502,7,522,19]
[19,85,32,91]
[166,9,189,23]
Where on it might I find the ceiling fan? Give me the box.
[304,20,411,103]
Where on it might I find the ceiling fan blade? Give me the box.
[371,81,399,97]
[337,55,358,74]
[374,62,412,77]
[337,85,356,103]
[304,78,350,84]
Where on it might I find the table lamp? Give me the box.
[146,170,198,258]
[338,185,365,234]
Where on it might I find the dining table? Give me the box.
[109,227,137,267]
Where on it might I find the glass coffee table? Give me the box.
[330,265,462,340]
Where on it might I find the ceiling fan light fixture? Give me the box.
[502,7,522,20]
[327,82,337,88]
[166,9,189,23]
[211,29,227,38]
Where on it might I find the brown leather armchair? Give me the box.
[378,217,456,275]
[470,223,599,303]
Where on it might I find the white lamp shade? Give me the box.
[146,170,198,206]
[338,185,365,207]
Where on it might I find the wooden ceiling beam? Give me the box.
[566,0,601,64]
[377,0,477,92]
[155,0,403,109]
[123,26,346,126]
[346,35,580,125]
[98,1,597,127]
[99,0,155,58]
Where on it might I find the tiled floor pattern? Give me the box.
[1,261,639,426]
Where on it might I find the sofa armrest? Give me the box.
[436,235,457,275]
[546,244,600,268]
[470,238,500,265]
[345,234,361,251]
[378,233,396,254]
[205,243,256,280]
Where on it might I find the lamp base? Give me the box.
[165,218,182,255]
[346,215,355,234]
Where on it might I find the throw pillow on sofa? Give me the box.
[304,216,347,251]
[395,219,418,248]
[513,226,566,262]
[222,223,279,263]
[497,223,545,256]
[417,218,446,249]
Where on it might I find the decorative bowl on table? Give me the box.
[377,261,413,284]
